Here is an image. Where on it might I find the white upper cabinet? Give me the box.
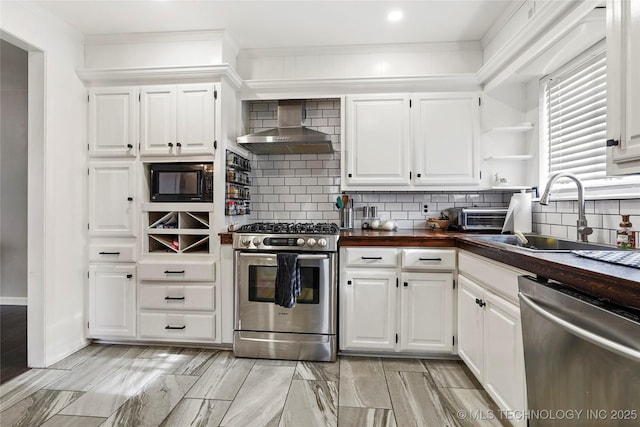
[606,0,640,174]
[141,85,177,156]
[177,84,216,155]
[88,161,136,237]
[88,87,138,157]
[343,92,480,190]
[141,83,216,156]
[412,93,480,186]
[344,94,411,186]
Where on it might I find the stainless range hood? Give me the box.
[237,100,334,155]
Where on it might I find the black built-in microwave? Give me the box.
[150,162,213,202]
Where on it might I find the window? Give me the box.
[540,43,639,196]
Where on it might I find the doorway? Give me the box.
[0,39,29,383]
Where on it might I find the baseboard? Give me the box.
[0,297,28,306]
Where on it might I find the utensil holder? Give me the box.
[340,207,354,230]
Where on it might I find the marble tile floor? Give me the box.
[0,344,509,427]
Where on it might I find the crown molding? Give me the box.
[240,74,480,100]
[77,64,242,88]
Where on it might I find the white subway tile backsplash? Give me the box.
[561,213,578,226]
[595,200,620,215]
[555,201,574,213]
[550,225,568,238]
[279,194,296,203]
[620,199,640,215]
[247,99,640,240]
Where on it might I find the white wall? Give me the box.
[0,40,28,304]
[0,1,88,366]
[84,30,238,70]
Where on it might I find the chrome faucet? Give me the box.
[539,172,593,242]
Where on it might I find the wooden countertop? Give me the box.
[220,229,640,311]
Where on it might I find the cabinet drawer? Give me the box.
[401,249,456,270]
[137,261,215,281]
[89,243,137,262]
[343,248,398,268]
[139,312,215,340]
[139,284,215,311]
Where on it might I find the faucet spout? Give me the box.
[540,172,593,242]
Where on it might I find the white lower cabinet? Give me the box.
[88,264,137,338]
[340,247,455,354]
[458,251,528,427]
[342,269,397,350]
[400,272,454,353]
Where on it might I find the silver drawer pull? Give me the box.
[165,325,186,330]
[361,257,383,260]
[419,257,442,261]
[164,296,185,301]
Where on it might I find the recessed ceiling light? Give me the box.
[387,10,403,22]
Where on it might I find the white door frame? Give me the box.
[1,30,46,367]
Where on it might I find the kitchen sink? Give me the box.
[469,234,621,253]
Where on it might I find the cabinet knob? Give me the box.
[127,197,133,201]
[168,142,174,147]
[126,144,133,149]
[403,282,408,287]
[126,274,133,279]
[347,280,352,285]
[348,173,352,178]
[176,142,182,148]
[417,173,422,178]
[606,139,619,147]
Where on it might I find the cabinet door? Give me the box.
[457,274,484,380]
[140,85,177,156]
[344,94,411,187]
[88,87,138,157]
[399,272,454,353]
[176,84,216,155]
[341,270,396,350]
[606,0,640,174]
[88,264,136,338]
[88,161,136,237]
[483,290,526,419]
[412,93,480,186]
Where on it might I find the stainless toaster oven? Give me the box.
[442,207,508,231]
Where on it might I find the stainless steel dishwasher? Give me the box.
[518,276,640,426]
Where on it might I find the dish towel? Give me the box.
[274,253,301,308]
[572,250,640,269]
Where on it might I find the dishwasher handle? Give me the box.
[519,292,640,363]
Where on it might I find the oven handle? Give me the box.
[237,253,329,260]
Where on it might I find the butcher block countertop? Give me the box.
[220,230,640,311]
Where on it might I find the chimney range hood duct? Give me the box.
[237,100,334,155]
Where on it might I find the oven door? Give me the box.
[235,251,336,335]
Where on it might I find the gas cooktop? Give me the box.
[235,222,340,235]
[233,222,340,251]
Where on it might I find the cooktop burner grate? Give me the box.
[236,222,340,235]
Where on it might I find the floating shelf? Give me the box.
[489,185,534,190]
[485,123,534,133]
[484,155,534,161]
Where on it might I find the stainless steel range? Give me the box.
[233,222,339,361]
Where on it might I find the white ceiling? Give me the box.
[31,0,513,50]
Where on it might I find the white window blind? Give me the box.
[545,52,607,186]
